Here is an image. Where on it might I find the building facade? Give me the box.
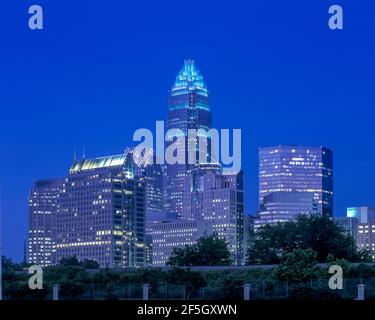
[348,207,375,260]
[182,164,244,265]
[335,216,358,242]
[28,179,63,266]
[259,146,333,219]
[28,154,146,268]
[165,60,212,218]
[335,207,375,261]
[254,191,318,229]
[54,154,145,268]
[125,146,164,215]
[152,219,209,267]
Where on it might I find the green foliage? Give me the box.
[327,256,351,276]
[2,253,375,300]
[59,255,80,267]
[81,259,100,269]
[247,214,366,264]
[165,268,207,299]
[93,268,121,300]
[2,255,23,273]
[59,255,99,269]
[273,248,321,283]
[167,234,232,266]
[44,265,90,299]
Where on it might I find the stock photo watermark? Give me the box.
[26,4,344,31]
[132,121,242,173]
[28,5,43,30]
[28,265,43,290]
[328,265,343,290]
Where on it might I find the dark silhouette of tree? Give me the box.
[167,234,232,266]
[59,255,99,269]
[246,214,371,264]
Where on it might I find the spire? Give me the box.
[172,59,207,93]
[73,147,77,163]
[82,145,86,160]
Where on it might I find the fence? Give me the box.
[46,278,375,300]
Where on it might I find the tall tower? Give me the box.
[165,60,212,217]
[258,145,333,217]
[55,153,145,268]
[28,178,63,267]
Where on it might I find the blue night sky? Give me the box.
[1,0,374,261]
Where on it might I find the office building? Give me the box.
[183,164,244,265]
[125,146,165,214]
[254,191,318,229]
[259,146,333,218]
[28,179,63,266]
[165,60,212,217]
[152,219,209,267]
[348,207,375,260]
[54,154,145,268]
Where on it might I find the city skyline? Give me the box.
[27,60,245,267]
[2,0,375,261]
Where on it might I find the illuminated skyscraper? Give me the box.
[346,207,375,260]
[55,154,145,268]
[28,179,63,266]
[165,60,212,217]
[254,191,318,229]
[124,146,165,266]
[125,146,164,214]
[182,165,244,265]
[259,146,333,217]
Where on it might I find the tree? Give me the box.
[59,255,99,269]
[81,259,100,269]
[247,214,368,264]
[273,248,321,283]
[59,255,80,267]
[165,268,207,299]
[93,269,121,300]
[2,256,23,273]
[167,234,232,266]
[44,265,90,299]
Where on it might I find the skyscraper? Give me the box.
[125,146,164,215]
[254,191,319,228]
[124,146,165,266]
[183,165,244,264]
[152,219,209,267]
[259,146,333,217]
[147,60,244,265]
[165,60,212,217]
[55,154,145,268]
[28,179,63,266]
[345,207,375,260]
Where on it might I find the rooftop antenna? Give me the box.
[73,147,77,163]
